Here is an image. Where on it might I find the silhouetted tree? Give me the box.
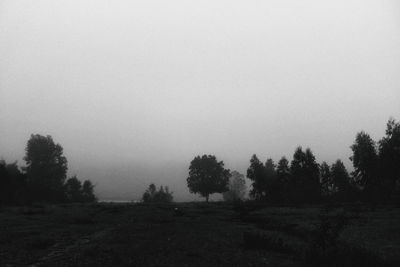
[378,118,400,198]
[0,160,27,205]
[290,147,320,202]
[143,183,157,202]
[304,148,321,199]
[0,160,9,205]
[223,171,247,201]
[187,155,230,202]
[82,180,96,202]
[24,134,68,202]
[320,161,331,196]
[142,183,173,203]
[65,176,83,202]
[330,159,350,199]
[264,159,279,200]
[350,131,379,201]
[276,156,291,201]
[247,154,266,200]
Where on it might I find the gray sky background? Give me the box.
[1,0,399,201]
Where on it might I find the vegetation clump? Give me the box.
[142,183,173,203]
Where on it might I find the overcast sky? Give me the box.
[1,0,399,201]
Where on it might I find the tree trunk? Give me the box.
[206,195,209,203]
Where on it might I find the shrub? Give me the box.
[142,184,173,203]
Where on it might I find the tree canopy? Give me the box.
[289,147,320,202]
[24,134,68,202]
[187,155,230,202]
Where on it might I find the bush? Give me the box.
[142,184,173,203]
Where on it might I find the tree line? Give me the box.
[2,118,398,205]
[187,118,400,203]
[0,134,96,205]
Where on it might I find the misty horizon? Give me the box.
[1,0,399,202]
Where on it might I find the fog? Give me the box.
[1,0,399,201]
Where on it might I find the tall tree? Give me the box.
[247,154,266,200]
[330,159,350,196]
[320,161,331,196]
[379,118,400,197]
[304,148,321,200]
[290,147,320,202]
[24,134,68,202]
[187,155,230,202]
[350,131,378,200]
[264,159,278,200]
[277,156,291,201]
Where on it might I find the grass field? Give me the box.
[0,202,399,266]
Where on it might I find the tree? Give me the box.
[330,159,350,198]
[378,118,400,197]
[277,156,291,201]
[247,154,266,200]
[0,160,9,205]
[142,183,157,202]
[350,131,379,200]
[290,147,320,202]
[223,171,247,201]
[142,183,173,203]
[65,176,83,202]
[24,134,68,202]
[264,159,279,200]
[187,155,230,202]
[277,157,290,182]
[320,161,331,196]
[82,180,96,202]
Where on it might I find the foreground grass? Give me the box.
[0,202,399,266]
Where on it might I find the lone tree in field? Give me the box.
[187,155,230,202]
[24,134,68,202]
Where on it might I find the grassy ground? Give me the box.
[0,202,399,266]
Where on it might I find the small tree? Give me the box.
[320,162,331,196]
[82,180,96,202]
[142,183,173,203]
[187,155,230,202]
[0,160,27,205]
[223,171,247,201]
[65,177,96,203]
[379,118,400,198]
[65,176,83,202]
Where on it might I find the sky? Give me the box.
[1,0,399,201]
